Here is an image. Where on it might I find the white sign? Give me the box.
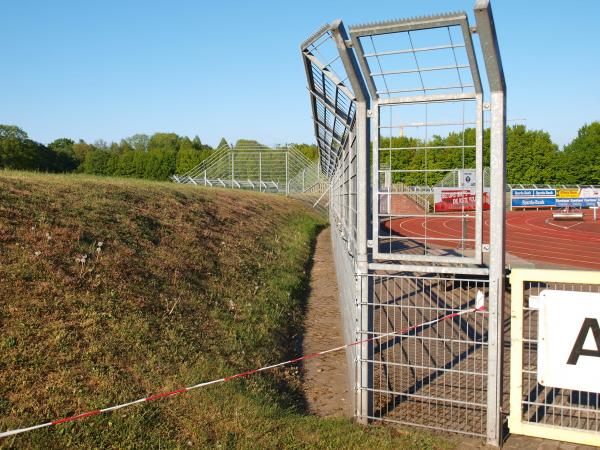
[459,169,476,188]
[580,187,600,199]
[537,290,600,393]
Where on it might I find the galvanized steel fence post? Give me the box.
[285,152,289,196]
[331,20,373,422]
[474,1,507,445]
[259,151,262,191]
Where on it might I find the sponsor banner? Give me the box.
[556,198,598,208]
[536,290,600,393]
[557,188,580,198]
[511,188,556,198]
[433,187,490,212]
[511,197,556,208]
[511,186,600,209]
[580,187,600,199]
[459,169,476,188]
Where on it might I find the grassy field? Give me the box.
[0,171,453,449]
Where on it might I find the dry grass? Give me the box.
[0,171,454,449]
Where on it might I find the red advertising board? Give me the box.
[433,188,490,212]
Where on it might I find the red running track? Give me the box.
[384,209,600,270]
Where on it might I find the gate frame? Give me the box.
[349,11,486,267]
[508,268,600,447]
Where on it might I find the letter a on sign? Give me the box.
[566,318,600,365]
[537,290,600,392]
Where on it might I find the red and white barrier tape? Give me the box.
[0,297,485,439]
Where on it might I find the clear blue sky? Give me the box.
[1,0,598,147]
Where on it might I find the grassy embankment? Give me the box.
[0,171,453,449]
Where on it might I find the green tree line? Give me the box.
[1,122,598,184]
[0,126,320,181]
[379,122,600,186]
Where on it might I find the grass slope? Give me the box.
[0,171,453,449]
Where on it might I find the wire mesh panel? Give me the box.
[302,25,360,257]
[363,273,489,436]
[349,13,486,266]
[329,133,358,255]
[172,143,319,194]
[301,26,357,179]
[509,269,600,446]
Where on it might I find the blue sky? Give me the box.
[1,1,598,147]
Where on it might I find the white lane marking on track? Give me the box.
[503,248,600,267]
[512,213,600,243]
[506,222,600,249]
[507,233,600,252]
[392,214,600,263]
[457,212,600,264]
[505,215,533,232]
[524,215,600,241]
[544,217,585,230]
[401,215,600,249]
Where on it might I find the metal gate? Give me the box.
[301,0,506,445]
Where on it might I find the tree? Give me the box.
[82,149,111,175]
[0,137,39,170]
[176,139,204,174]
[115,149,137,177]
[71,140,97,170]
[124,134,150,152]
[48,138,79,172]
[0,125,28,141]
[192,136,202,149]
[144,148,177,180]
[148,133,180,153]
[291,143,319,161]
[217,137,230,149]
[106,152,120,175]
[0,126,74,172]
[48,138,74,153]
[133,150,147,178]
[561,122,600,184]
[93,139,109,150]
[505,125,560,184]
[233,139,268,151]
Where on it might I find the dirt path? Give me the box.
[302,227,351,417]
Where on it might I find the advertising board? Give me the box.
[433,187,490,212]
[580,187,600,199]
[555,198,598,208]
[536,290,600,393]
[511,197,556,208]
[511,189,556,198]
[511,188,556,208]
[557,188,580,198]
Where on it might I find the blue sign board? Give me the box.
[511,198,556,208]
[511,189,556,197]
[556,198,598,208]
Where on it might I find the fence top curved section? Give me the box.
[301,24,357,179]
